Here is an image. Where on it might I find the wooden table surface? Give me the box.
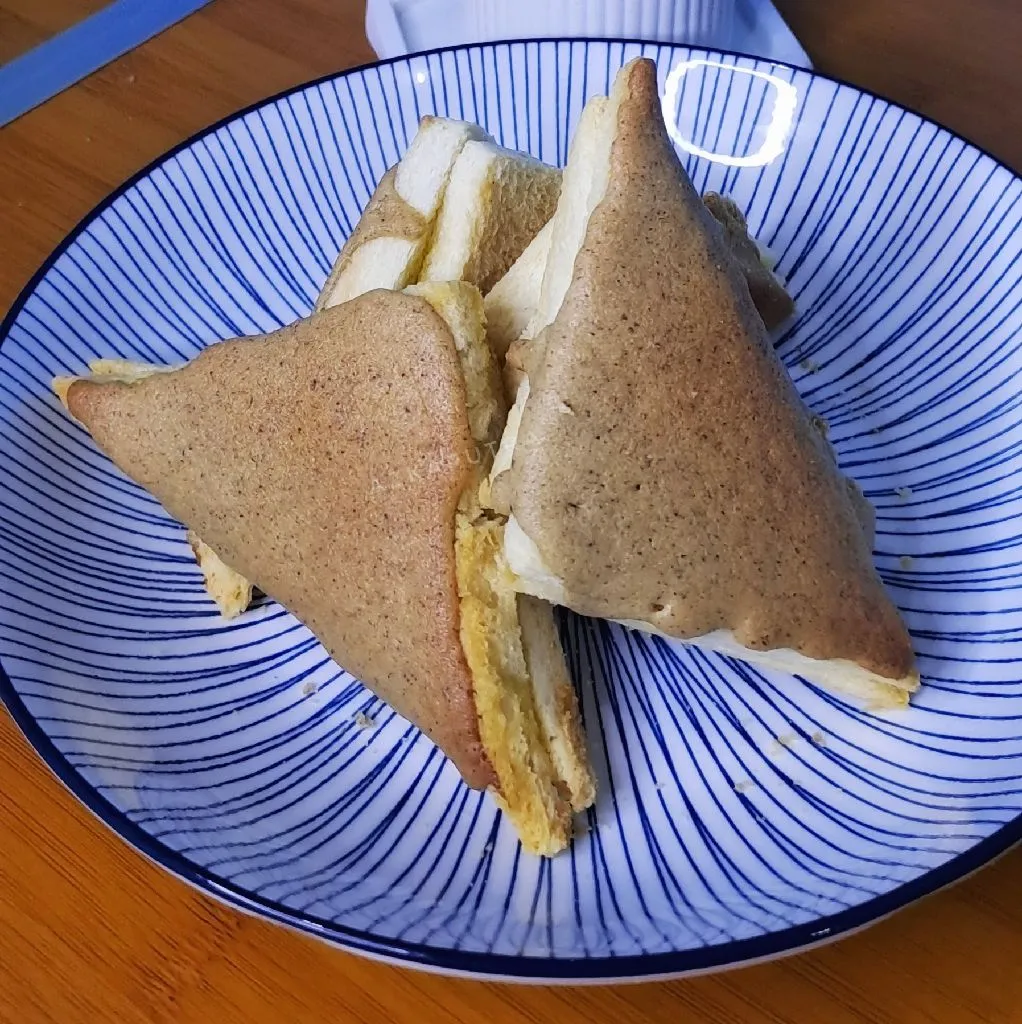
[2,1,1021,1021]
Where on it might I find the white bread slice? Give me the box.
[526,97,612,341]
[187,532,253,618]
[316,117,492,312]
[318,234,422,312]
[483,219,553,363]
[395,119,493,219]
[516,594,594,809]
[493,62,916,710]
[486,93,615,508]
[494,96,613,403]
[408,280,593,854]
[419,140,561,295]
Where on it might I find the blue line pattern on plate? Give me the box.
[1,40,1022,980]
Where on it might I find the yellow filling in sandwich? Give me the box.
[410,280,592,855]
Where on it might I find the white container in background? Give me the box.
[365,0,811,67]
[477,0,731,49]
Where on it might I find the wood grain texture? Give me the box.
[773,0,1022,174]
[1,2,1021,1021]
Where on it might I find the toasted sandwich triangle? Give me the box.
[67,291,498,789]
[498,58,918,702]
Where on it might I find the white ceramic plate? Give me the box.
[2,40,1021,981]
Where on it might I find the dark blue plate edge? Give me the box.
[1,37,1020,981]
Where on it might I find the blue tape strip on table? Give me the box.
[0,0,214,128]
